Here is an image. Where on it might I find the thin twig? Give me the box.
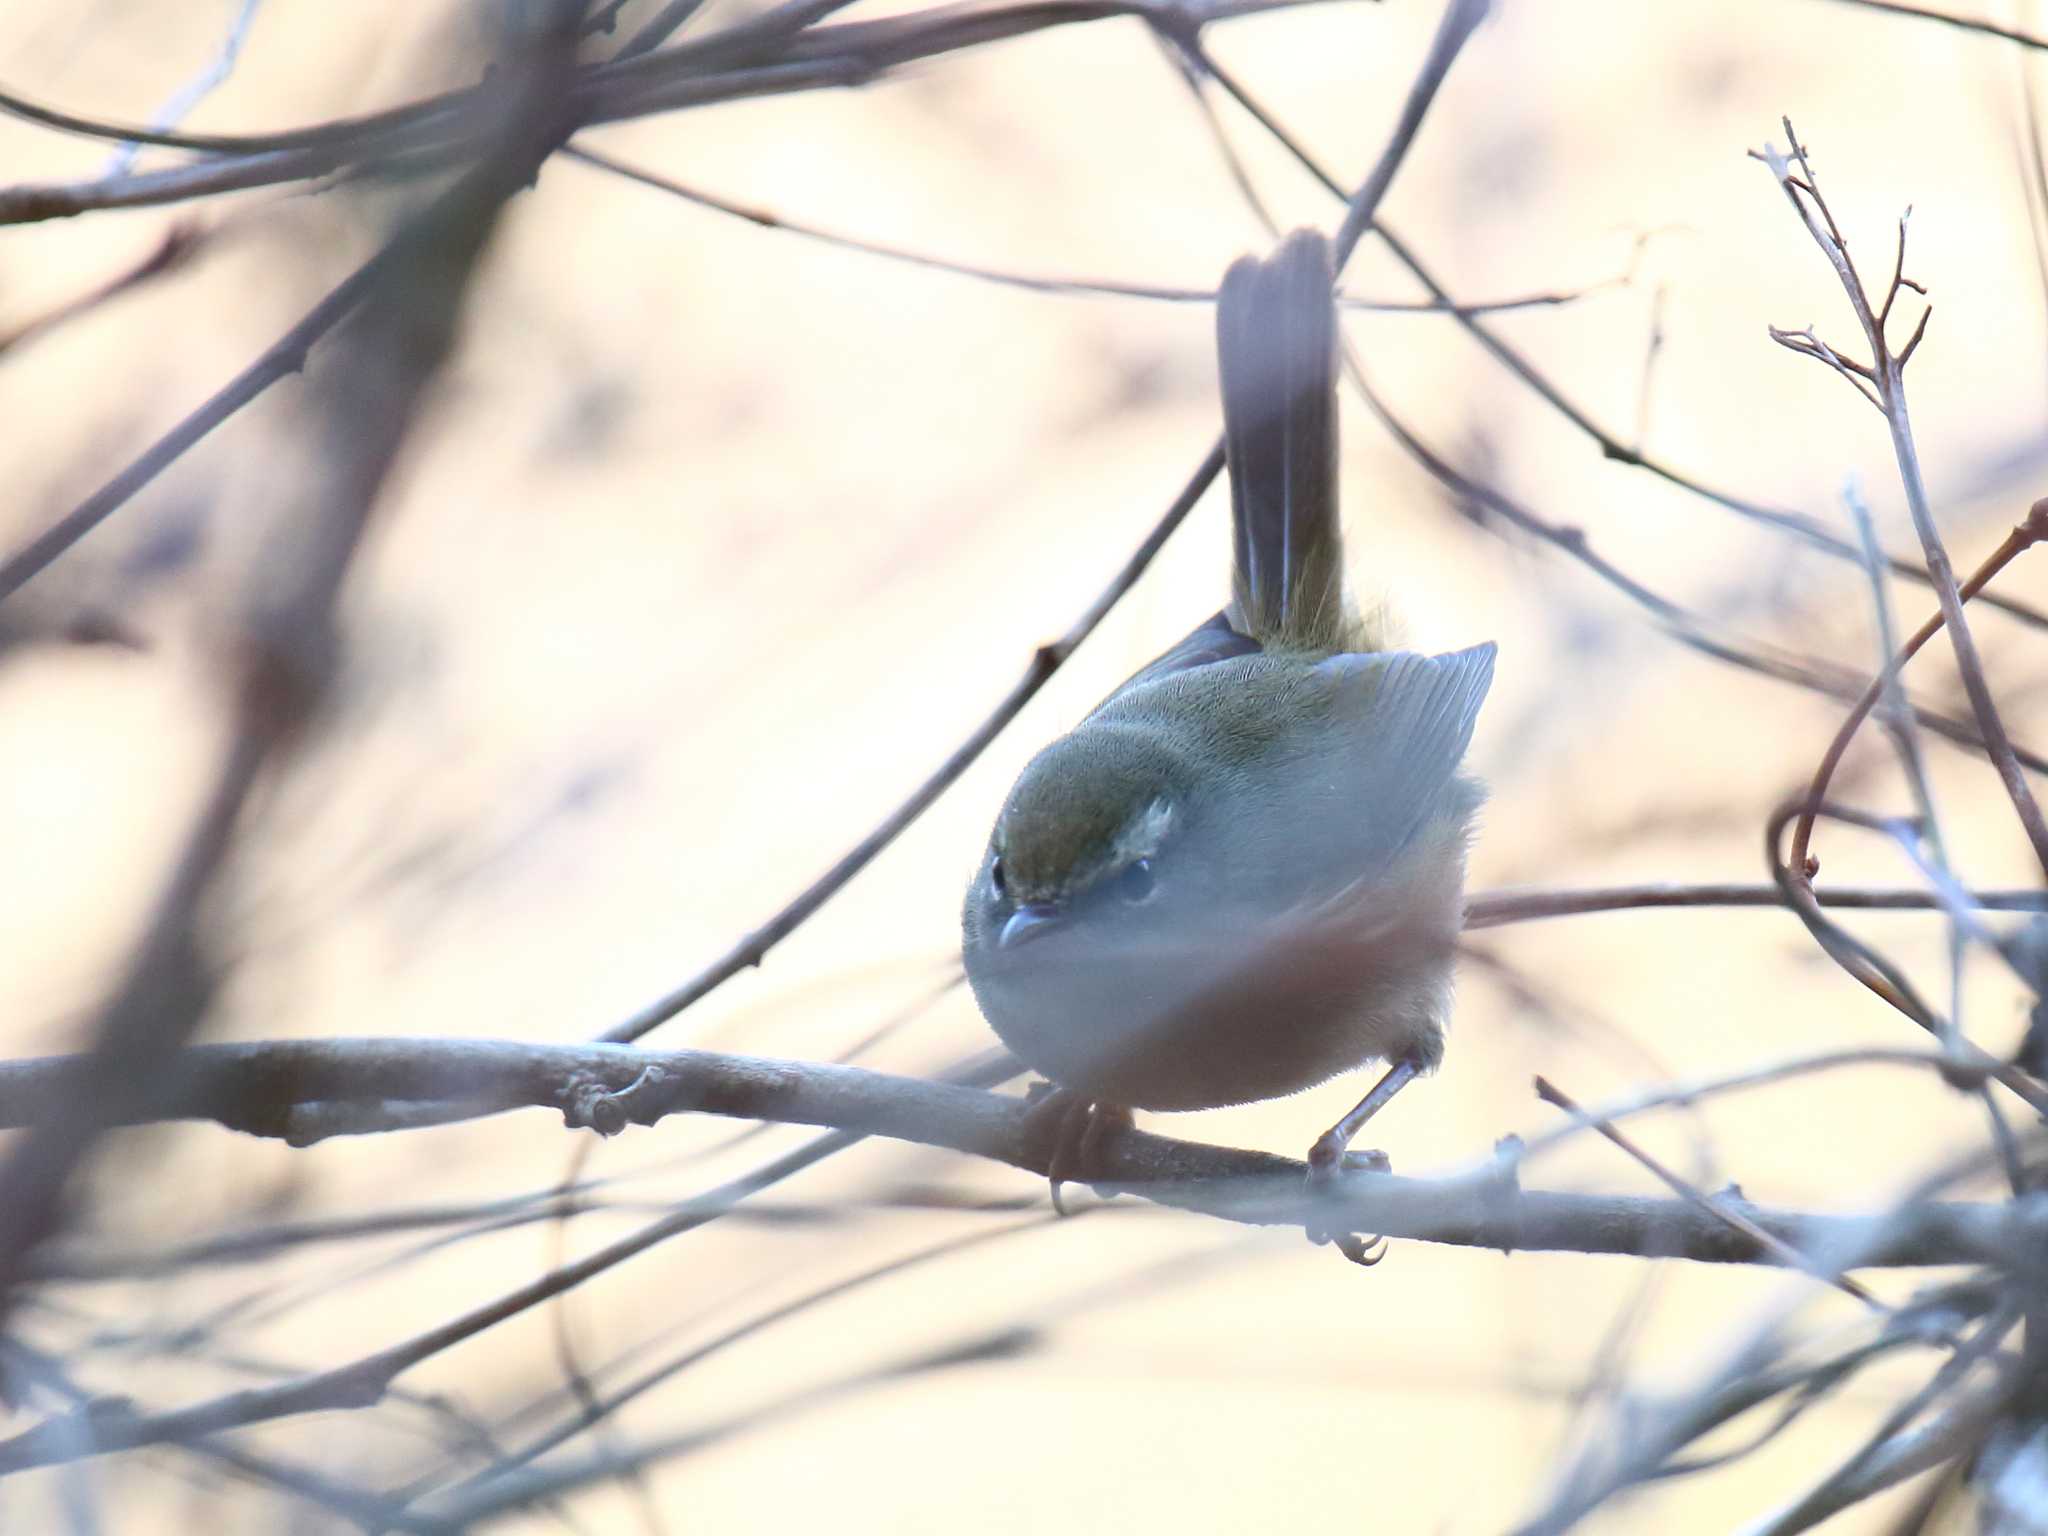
[1534,1077,1885,1309]
[1510,1046,1989,1168]
[1464,881,2048,927]
[1770,797,1957,1041]
[565,142,1609,314]
[1823,0,2048,51]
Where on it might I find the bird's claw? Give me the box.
[1335,1232,1389,1266]
[1024,1086,1131,1215]
[1304,1144,1392,1264]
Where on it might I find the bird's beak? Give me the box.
[998,901,1062,950]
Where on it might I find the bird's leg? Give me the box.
[1307,1058,1419,1176]
[1304,1058,1419,1263]
[1023,1086,1132,1216]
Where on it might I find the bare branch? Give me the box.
[1755,123,2048,875]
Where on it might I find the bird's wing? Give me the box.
[1310,642,1496,856]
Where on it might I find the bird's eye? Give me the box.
[990,856,1008,898]
[1115,858,1157,904]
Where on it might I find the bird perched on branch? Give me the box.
[961,228,1494,1256]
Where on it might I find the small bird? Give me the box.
[961,228,1494,1243]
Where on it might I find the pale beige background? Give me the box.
[0,0,2043,1530]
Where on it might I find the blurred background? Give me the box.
[0,0,2044,1529]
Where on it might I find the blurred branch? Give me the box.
[1521,1302,2009,1535]
[1769,798,1958,1038]
[0,221,205,356]
[1748,1306,2021,1535]
[0,127,562,606]
[0,16,584,1329]
[403,1215,1054,1518]
[413,1232,1271,1532]
[1759,1377,2013,1530]
[0,143,392,224]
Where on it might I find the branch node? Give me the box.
[2023,498,2048,544]
[562,1065,671,1136]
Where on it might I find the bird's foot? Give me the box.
[1024,1086,1132,1216]
[1304,1143,1393,1267]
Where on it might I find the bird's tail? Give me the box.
[1217,227,1346,651]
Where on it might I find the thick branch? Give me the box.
[0,1037,2021,1273]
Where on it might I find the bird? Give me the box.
[960,227,1494,1253]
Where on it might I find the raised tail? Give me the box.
[1217,227,1345,651]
